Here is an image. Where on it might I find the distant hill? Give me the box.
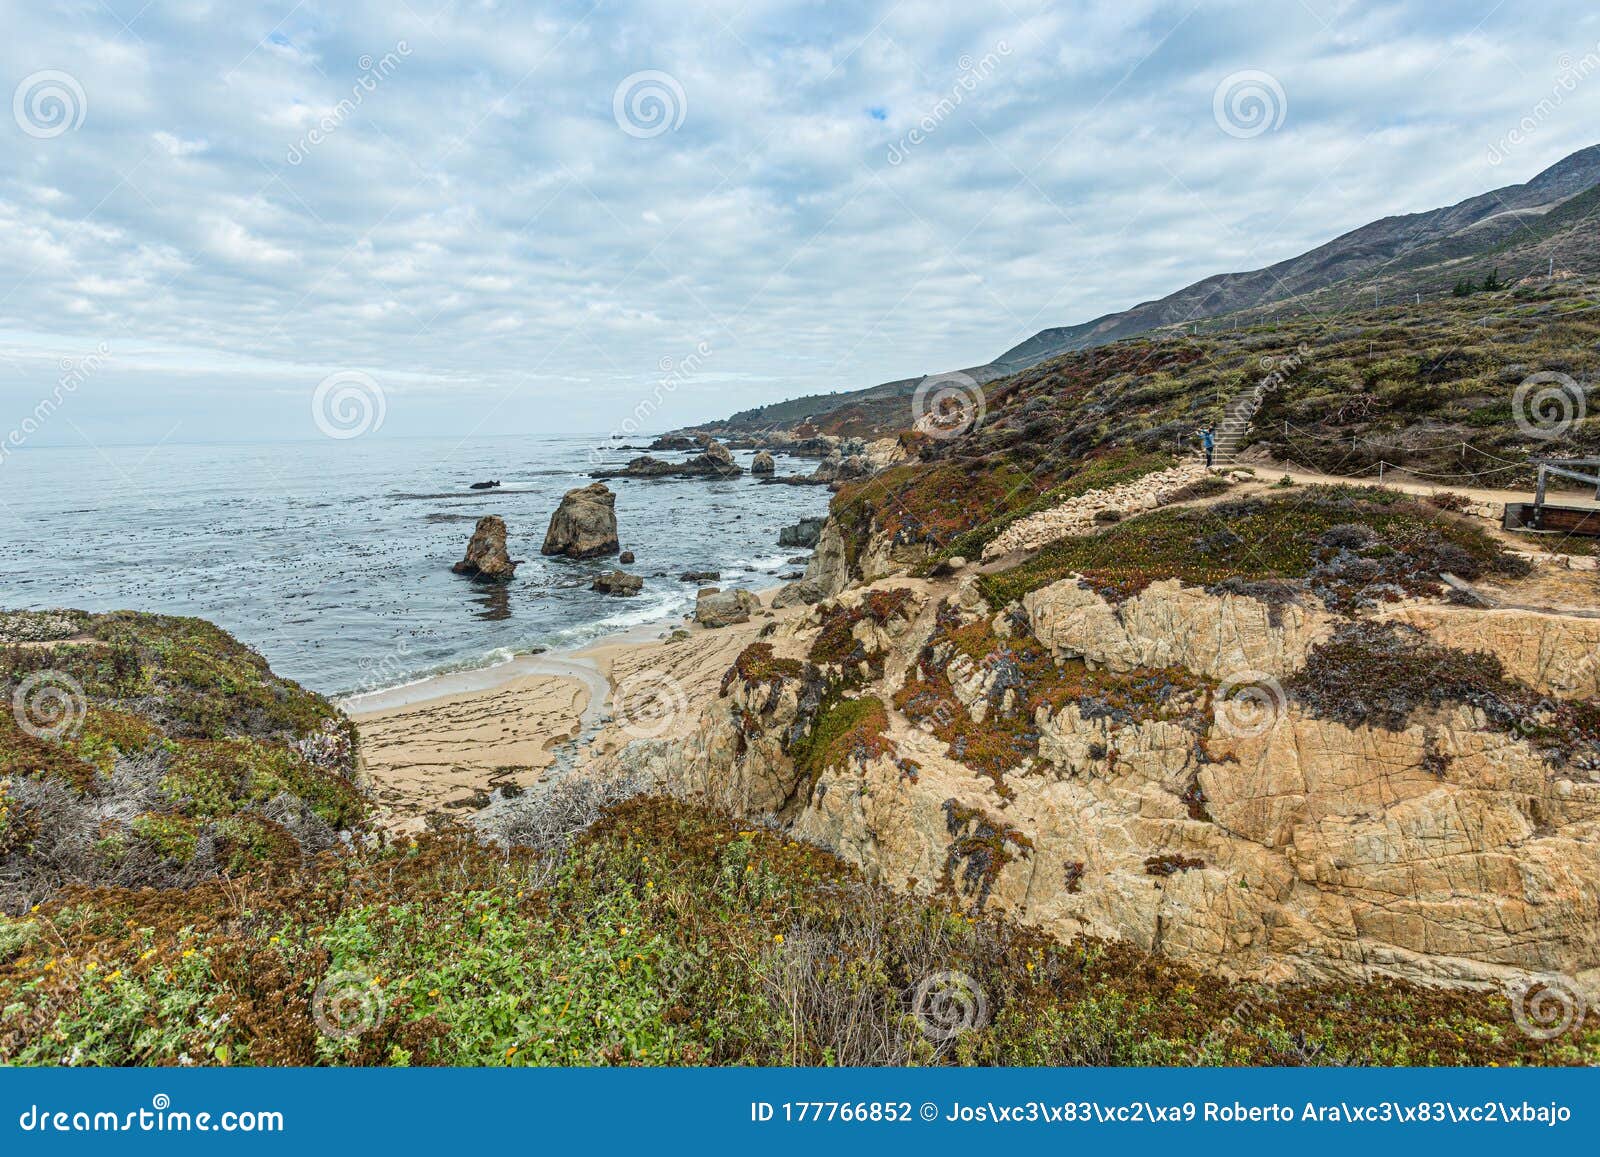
[705,144,1600,435]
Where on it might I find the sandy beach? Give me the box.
[344,590,798,832]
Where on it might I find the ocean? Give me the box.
[0,434,830,697]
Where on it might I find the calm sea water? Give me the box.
[0,435,830,696]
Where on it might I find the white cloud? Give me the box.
[0,0,1596,443]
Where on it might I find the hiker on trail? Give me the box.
[1199,425,1216,468]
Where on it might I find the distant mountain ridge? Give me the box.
[708,143,1600,434]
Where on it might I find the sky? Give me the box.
[2,0,1599,447]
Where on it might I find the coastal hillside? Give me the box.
[605,279,1600,1011]
[1,605,1593,1064]
[5,270,1600,1068]
[708,144,1600,437]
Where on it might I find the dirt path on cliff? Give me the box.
[1240,459,1600,514]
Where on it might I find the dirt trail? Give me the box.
[1244,460,1600,512]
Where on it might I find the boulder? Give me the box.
[777,517,824,549]
[591,570,643,596]
[451,515,517,582]
[679,569,721,583]
[811,453,871,483]
[541,482,620,559]
[695,587,760,628]
[683,439,742,478]
[751,450,776,475]
[619,550,635,564]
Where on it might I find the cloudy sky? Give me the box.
[2,0,1599,446]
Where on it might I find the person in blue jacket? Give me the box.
[1199,425,1216,468]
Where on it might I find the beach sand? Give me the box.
[344,592,794,832]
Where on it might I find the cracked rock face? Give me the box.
[617,572,1600,1001]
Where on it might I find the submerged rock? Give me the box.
[695,587,760,628]
[679,569,721,583]
[469,480,500,490]
[451,515,518,582]
[542,483,620,559]
[591,570,643,596]
[620,550,636,564]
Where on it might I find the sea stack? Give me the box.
[451,515,517,582]
[541,481,620,559]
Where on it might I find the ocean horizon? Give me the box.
[0,433,830,696]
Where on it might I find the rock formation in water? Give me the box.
[751,450,775,475]
[592,570,643,595]
[592,440,743,481]
[541,483,621,559]
[451,515,518,581]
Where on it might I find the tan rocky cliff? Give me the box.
[604,536,1600,1003]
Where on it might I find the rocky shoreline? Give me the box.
[365,439,1600,1003]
